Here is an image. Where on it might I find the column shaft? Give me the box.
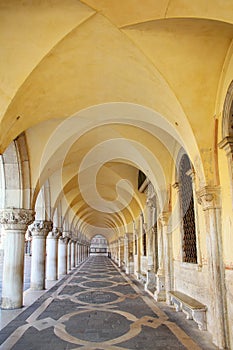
[30,220,52,290]
[155,218,166,301]
[71,241,75,268]
[58,238,67,275]
[46,229,59,281]
[0,209,34,309]
[67,241,71,272]
[197,187,229,349]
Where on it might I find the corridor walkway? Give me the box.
[0,256,217,350]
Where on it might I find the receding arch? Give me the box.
[0,132,31,209]
[219,80,233,205]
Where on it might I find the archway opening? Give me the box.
[90,234,109,256]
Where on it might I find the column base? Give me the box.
[154,273,166,301]
[145,270,156,292]
[125,262,134,275]
[46,277,58,281]
[30,284,45,291]
[1,298,22,310]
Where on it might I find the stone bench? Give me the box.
[169,291,207,331]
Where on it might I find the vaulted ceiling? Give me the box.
[1,0,233,240]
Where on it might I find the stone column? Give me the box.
[67,239,71,272]
[77,242,80,264]
[161,212,172,304]
[133,222,140,277]
[46,228,60,281]
[124,234,129,273]
[75,241,78,266]
[58,235,68,276]
[83,243,86,261]
[81,243,84,262]
[0,209,34,309]
[71,240,76,268]
[79,243,82,262]
[154,217,166,301]
[145,199,156,292]
[197,186,229,349]
[118,238,124,268]
[30,220,52,290]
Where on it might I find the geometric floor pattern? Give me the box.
[0,256,217,349]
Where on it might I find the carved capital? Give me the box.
[146,199,155,211]
[218,136,233,155]
[59,235,69,244]
[196,186,221,210]
[62,231,71,238]
[47,227,61,239]
[159,212,170,226]
[31,220,53,237]
[0,208,35,231]
[147,182,156,198]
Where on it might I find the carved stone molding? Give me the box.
[172,182,179,191]
[219,136,233,155]
[31,220,53,237]
[0,208,35,230]
[196,186,221,210]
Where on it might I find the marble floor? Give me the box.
[0,256,217,350]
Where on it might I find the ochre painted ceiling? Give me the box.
[0,0,233,240]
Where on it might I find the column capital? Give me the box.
[146,198,155,209]
[62,231,71,239]
[47,227,61,239]
[31,220,53,237]
[59,236,69,244]
[159,212,170,226]
[0,208,35,230]
[219,136,233,155]
[196,186,221,210]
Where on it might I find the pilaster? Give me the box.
[197,186,229,349]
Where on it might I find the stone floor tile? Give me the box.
[0,256,218,350]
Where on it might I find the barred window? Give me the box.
[179,154,197,264]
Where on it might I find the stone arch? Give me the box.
[35,179,52,221]
[0,132,31,209]
[219,80,233,205]
[90,234,108,256]
[174,149,200,265]
[222,80,233,139]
